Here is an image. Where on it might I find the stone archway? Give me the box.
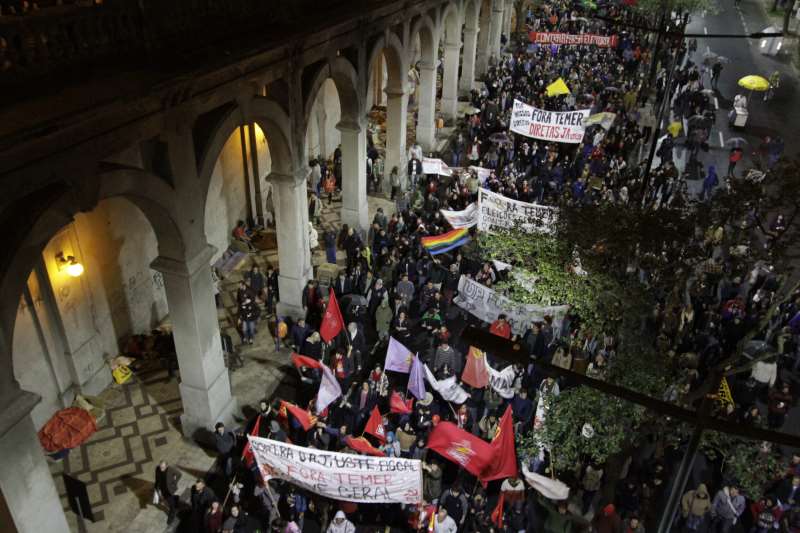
[409,14,440,152]
[197,96,311,318]
[304,56,368,232]
[366,32,409,182]
[0,167,184,533]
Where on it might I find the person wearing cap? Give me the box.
[326,510,355,533]
[591,503,621,533]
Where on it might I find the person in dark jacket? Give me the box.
[238,296,260,345]
[154,460,182,524]
[214,422,237,479]
[191,479,217,529]
[291,318,312,353]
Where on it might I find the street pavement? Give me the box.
[685,0,799,175]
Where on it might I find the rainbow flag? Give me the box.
[421,228,470,255]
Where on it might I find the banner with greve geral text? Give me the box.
[510,99,590,144]
[529,32,619,48]
[247,436,423,504]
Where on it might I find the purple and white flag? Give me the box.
[408,355,426,400]
[385,336,413,373]
[315,364,342,414]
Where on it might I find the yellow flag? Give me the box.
[667,121,682,138]
[545,78,571,97]
[718,377,734,405]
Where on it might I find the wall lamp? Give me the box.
[56,252,84,277]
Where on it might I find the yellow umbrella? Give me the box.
[737,75,770,91]
[545,78,571,97]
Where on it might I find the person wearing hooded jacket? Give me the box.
[326,510,355,533]
[681,483,711,531]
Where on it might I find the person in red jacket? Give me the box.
[490,314,512,339]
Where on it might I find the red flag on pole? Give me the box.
[320,288,345,343]
[426,422,494,478]
[481,405,519,482]
[390,391,414,414]
[364,406,386,443]
[345,436,386,456]
[280,401,317,431]
[461,346,490,389]
[291,353,323,370]
[241,415,261,467]
[491,492,505,528]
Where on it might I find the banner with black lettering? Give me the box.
[440,203,479,229]
[478,187,557,234]
[510,99,590,144]
[247,436,423,504]
[453,275,568,335]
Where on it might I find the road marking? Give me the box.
[706,46,711,54]
[704,27,708,35]
[714,97,719,109]
[719,131,724,147]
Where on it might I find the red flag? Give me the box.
[291,353,323,370]
[280,401,317,431]
[427,422,493,478]
[482,405,519,482]
[364,406,386,443]
[390,391,414,414]
[461,346,490,388]
[491,492,505,528]
[242,415,261,467]
[320,288,345,342]
[345,436,386,457]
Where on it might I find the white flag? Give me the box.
[440,203,479,229]
[424,364,469,404]
[484,359,517,399]
[522,464,570,500]
[315,364,342,414]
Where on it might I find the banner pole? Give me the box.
[222,474,237,509]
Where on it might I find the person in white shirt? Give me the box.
[434,508,458,533]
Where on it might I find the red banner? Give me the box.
[529,32,618,48]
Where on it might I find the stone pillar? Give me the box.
[416,61,437,152]
[489,0,505,64]
[151,246,237,437]
[441,40,461,124]
[384,85,408,179]
[459,27,478,96]
[269,172,312,319]
[476,16,491,77]
[503,0,514,42]
[0,390,70,533]
[337,120,369,233]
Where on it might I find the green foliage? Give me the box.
[723,441,786,498]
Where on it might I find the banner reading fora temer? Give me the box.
[478,187,557,235]
[529,32,619,48]
[247,436,423,504]
[510,99,590,144]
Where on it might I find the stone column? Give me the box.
[416,61,437,152]
[151,246,237,437]
[441,40,461,124]
[476,16,491,77]
[459,27,478,96]
[384,85,408,179]
[0,389,70,533]
[503,0,514,42]
[489,0,505,64]
[269,172,312,319]
[336,120,369,232]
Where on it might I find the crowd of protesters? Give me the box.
[147,0,800,532]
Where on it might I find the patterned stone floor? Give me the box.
[48,193,395,532]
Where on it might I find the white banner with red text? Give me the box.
[247,436,423,504]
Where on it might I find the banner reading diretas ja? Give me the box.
[247,436,423,504]
[510,99,590,144]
